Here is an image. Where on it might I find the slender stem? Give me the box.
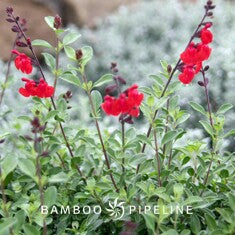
[36,154,47,235]
[200,67,215,196]
[82,74,119,193]
[12,15,85,183]
[136,9,209,173]
[201,68,214,127]
[153,130,162,187]
[121,119,128,191]
[0,37,17,106]
[56,152,67,170]
[162,99,170,155]
[53,37,60,96]
[121,120,125,174]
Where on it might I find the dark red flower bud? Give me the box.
[76,49,83,61]
[26,37,31,46]
[167,64,172,74]
[54,15,62,29]
[207,12,213,17]
[11,25,19,32]
[67,106,72,109]
[0,139,5,144]
[207,0,213,5]
[198,81,204,86]
[204,65,210,71]
[6,7,13,14]
[16,41,27,47]
[115,75,126,85]
[105,84,118,94]
[110,62,117,69]
[15,16,19,21]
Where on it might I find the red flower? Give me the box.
[179,24,213,85]
[19,78,54,98]
[12,50,33,74]
[101,84,144,117]
[179,66,195,84]
[200,24,213,44]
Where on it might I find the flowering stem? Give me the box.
[136,8,209,174]
[162,98,170,155]
[200,67,215,196]
[153,129,162,187]
[82,74,119,193]
[11,14,86,183]
[0,37,17,106]
[201,68,214,127]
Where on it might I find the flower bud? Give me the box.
[198,81,204,87]
[204,65,210,71]
[76,49,83,61]
[54,15,62,29]
[167,64,172,74]
[6,7,13,14]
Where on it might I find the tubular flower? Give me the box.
[12,50,32,74]
[101,84,144,117]
[19,78,54,98]
[178,24,213,84]
[200,24,213,44]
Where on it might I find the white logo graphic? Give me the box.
[106,198,125,220]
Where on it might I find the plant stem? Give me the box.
[162,98,170,155]
[12,15,85,183]
[0,37,17,106]
[35,154,47,235]
[121,119,125,174]
[136,9,209,173]
[200,67,215,196]
[201,68,214,127]
[53,37,60,96]
[153,129,162,187]
[82,74,119,193]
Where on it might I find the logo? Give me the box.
[106,198,125,219]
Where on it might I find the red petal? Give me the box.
[19,87,31,97]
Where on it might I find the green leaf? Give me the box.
[1,155,18,180]
[44,16,55,29]
[190,215,201,234]
[205,213,216,231]
[93,74,113,88]
[64,46,76,60]
[0,218,16,234]
[18,159,36,179]
[44,186,57,208]
[228,193,235,212]
[23,224,40,235]
[42,53,56,71]
[162,229,179,235]
[224,129,235,138]
[45,110,59,121]
[63,32,81,45]
[180,230,190,235]
[215,208,233,223]
[91,90,102,115]
[173,183,184,201]
[48,172,69,183]
[216,103,233,115]
[60,73,81,87]
[199,120,214,136]
[81,46,93,67]
[32,39,52,48]
[143,213,156,233]
[155,97,168,110]
[183,196,203,205]
[190,101,207,116]
[161,131,178,145]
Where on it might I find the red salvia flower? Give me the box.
[101,84,144,117]
[178,23,213,84]
[12,50,33,74]
[19,78,54,98]
[200,24,213,44]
